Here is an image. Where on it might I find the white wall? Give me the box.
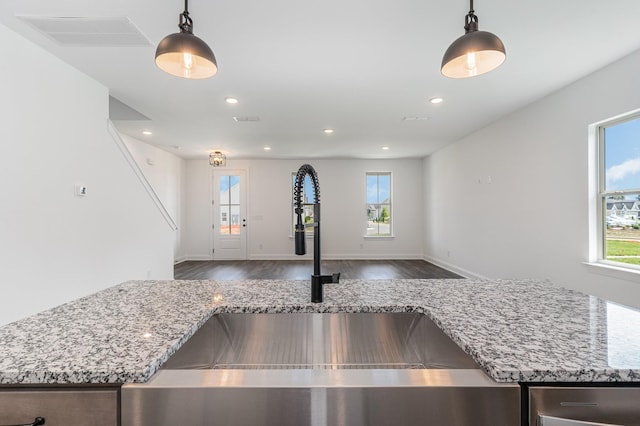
[423,48,640,308]
[121,135,187,262]
[0,24,175,326]
[183,158,424,260]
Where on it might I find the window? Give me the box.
[366,172,392,236]
[597,114,640,269]
[291,172,315,235]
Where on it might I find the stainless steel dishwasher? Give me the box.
[529,386,640,425]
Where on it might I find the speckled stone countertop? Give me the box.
[0,279,639,385]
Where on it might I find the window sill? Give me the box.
[363,235,395,239]
[582,261,640,283]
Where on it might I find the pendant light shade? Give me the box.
[441,0,505,79]
[155,0,217,79]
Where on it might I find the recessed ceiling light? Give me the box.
[142,130,152,135]
[225,97,239,104]
[429,97,444,104]
[323,129,334,134]
[382,146,390,150]
[263,146,271,151]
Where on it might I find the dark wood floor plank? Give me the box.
[174,259,463,280]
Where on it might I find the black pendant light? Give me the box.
[441,0,505,78]
[155,0,217,79]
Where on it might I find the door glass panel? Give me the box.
[219,206,230,235]
[229,175,240,204]
[230,205,241,235]
[219,175,241,236]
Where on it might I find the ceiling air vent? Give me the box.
[233,116,260,122]
[17,16,151,47]
[401,116,429,121]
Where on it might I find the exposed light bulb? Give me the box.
[465,52,477,76]
[183,52,193,69]
[182,52,193,78]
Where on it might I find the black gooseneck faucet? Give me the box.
[293,164,340,302]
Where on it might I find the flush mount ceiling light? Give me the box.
[441,0,505,79]
[155,0,217,79]
[323,129,334,134]
[209,151,226,166]
[429,97,444,104]
[225,97,238,104]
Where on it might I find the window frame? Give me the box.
[588,110,640,276]
[365,171,393,238]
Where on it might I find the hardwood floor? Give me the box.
[174,259,463,280]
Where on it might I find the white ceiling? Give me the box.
[3,0,640,160]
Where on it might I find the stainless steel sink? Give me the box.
[161,312,480,370]
[122,313,520,425]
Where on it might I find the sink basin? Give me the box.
[161,312,479,370]
[122,312,520,426]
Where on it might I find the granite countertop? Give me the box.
[0,278,639,385]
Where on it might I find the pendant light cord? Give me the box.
[465,0,479,33]
[179,0,194,33]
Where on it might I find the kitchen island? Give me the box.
[1,278,639,385]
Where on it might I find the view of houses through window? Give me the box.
[600,114,640,267]
[367,172,392,236]
[290,172,393,237]
[291,173,315,236]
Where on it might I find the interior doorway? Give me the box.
[212,170,247,260]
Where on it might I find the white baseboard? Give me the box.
[180,254,213,261]
[323,253,424,260]
[422,256,487,279]
[247,253,425,261]
[174,256,188,264]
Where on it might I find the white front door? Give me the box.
[212,170,247,260]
